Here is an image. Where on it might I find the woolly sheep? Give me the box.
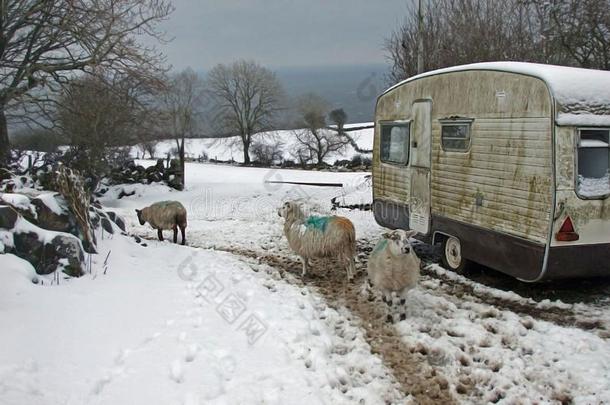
[367,229,420,322]
[135,201,187,245]
[278,201,356,280]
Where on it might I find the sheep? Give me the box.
[135,201,187,245]
[367,229,420,322]
[277,201,356,280]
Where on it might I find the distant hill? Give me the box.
[275,64,389,124]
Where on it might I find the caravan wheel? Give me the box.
[441,236,468,272]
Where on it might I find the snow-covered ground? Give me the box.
[132,123,374,164]
[2,162,610,404]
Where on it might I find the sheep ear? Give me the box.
[405,229,418,239]
[135,209,140,213]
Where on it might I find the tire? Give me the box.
[440,236,469,272]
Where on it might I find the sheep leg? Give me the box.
[157,229,164,241]
[173,225,178,243]
[397,290,408,321]
[180,225,186,245]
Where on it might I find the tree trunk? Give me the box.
[243,138,251,165]
[0,105,9,166]
[179,138,186,189]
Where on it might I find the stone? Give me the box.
[12,230,85,277]
[0,205,19,229]
[49,234,85,277]
[107,211,126,231]
[101,217,114,234]
[30,194,73,234]
[168,175,184,191]
[12,231,45,272]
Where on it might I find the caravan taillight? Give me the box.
[556,216,579,242]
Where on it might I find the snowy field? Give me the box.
[132,123,374,163]
[2,162,610,404]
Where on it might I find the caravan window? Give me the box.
[440,120,472,152]
[380,123,410,165]
[577,129,610,198]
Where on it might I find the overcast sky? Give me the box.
[156,0,412,71]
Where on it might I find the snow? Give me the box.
[0,233,403,404]
[385,62,610,126]
[396,271,610,403]
[131,124,373,164]
[35,193,66,216]
[3,161,610,404]
[0,193,35,216]
[580,138,609,148]
[578,173,610,197]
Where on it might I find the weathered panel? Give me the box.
[410,167,431,233]
[411,101,432,168]
[373,70,554,244]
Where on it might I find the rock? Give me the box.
[168,175,184,190]
[147,171,163,183]
[30,194,72,234]
[0,205,19,229]
[118,188,136,199]
[12,228,85,276]
[101,217,114,234]
[89,210,100,228]
[12,231,45,269]
[107,211,126,231]
[49,234,85,277]
[0,168,11,182]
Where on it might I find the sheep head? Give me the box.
[382,229,418,256]
[135,208,146,225]
[277,201,304,222]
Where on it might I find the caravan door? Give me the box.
[409,100,432,235]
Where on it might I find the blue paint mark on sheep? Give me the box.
[372,239,388,256]
[305,216,330,232]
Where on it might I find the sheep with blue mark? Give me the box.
[367,229,420,322]
[135,201,187,245]
[278,201,356,280]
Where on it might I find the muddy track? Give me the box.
[216,244,458,405]
[133,232,608,402]
[133,232,608,336]
[419,266,609,337]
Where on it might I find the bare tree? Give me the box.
[137,139,157,159]
[56,70,161,175]
[207,60,284,164]
[293,94,348,167]
[327,108,373,154]
[546,0,610,70]
[161,68,206,188]
[250,138,284,166]
[384,0,604,83]
[0,0,173,164]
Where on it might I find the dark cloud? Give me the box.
[157,0,412,70]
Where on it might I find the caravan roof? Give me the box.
[384,62,610,126]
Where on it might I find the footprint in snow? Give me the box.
[170,359,185,383]
[114,349,129,366]
[184,344,200,362]
[192,316,203,328]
